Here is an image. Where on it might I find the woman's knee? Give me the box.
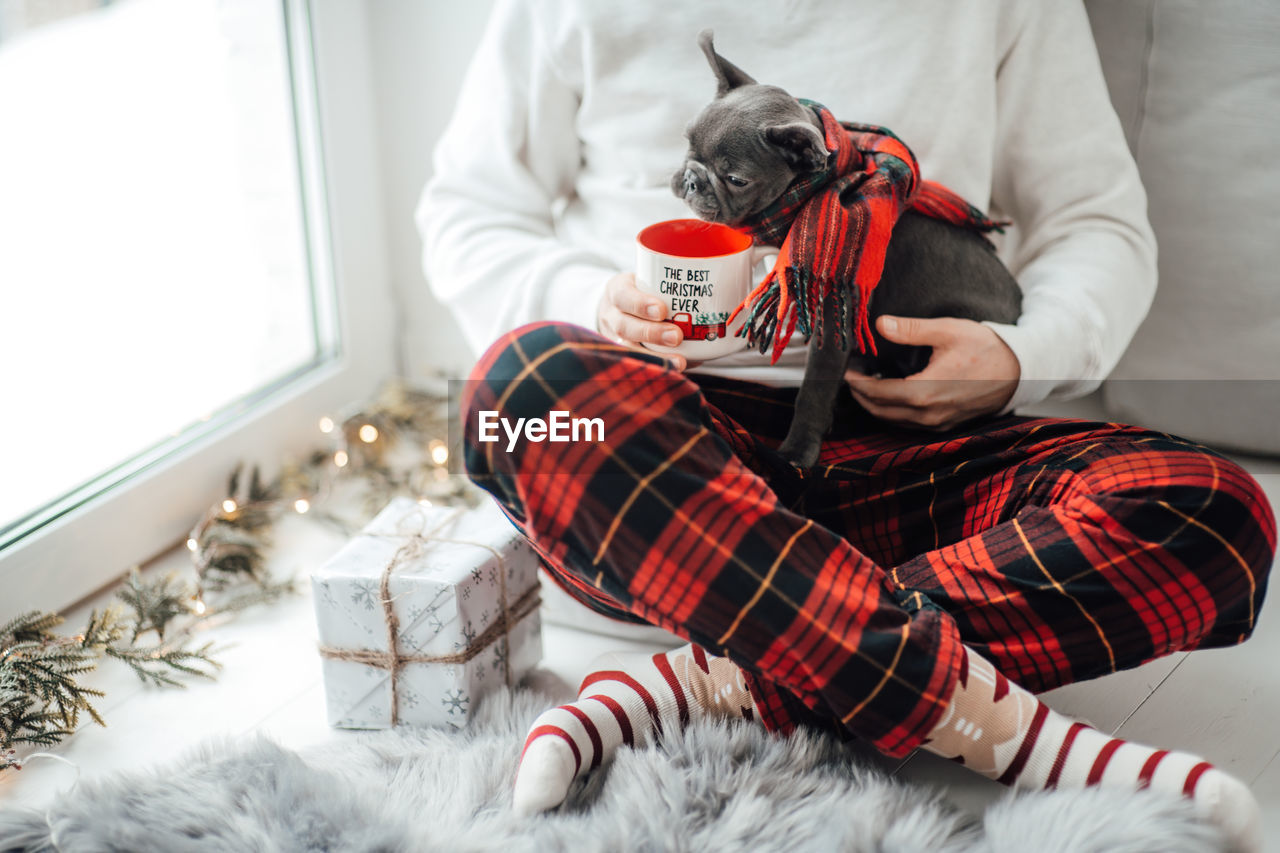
[1172,453,1276,645]
[460,321,676,480]
[1079,438,1276,644]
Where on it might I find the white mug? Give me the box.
[634,218,775,360]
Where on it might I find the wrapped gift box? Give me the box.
[312,496,542,729]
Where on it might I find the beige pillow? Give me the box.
[1085,0,1280,456]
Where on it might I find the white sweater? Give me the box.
[418,0,1156,410]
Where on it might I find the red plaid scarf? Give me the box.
[727,101,1005,363]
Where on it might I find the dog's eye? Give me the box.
[725,175,750,188]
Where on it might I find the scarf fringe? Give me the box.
[735,266,876,364]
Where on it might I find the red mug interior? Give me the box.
[638,219,752,258]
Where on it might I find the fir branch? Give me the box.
[190,514,273,589]
[245,465,279,504]
[226,465,279,523]
[115,569,195,642]
[0,670,76,760]
[372,382,451,436]
[1,612,107,748]
[79,606,129,651]
[103,641,221,689]
[0,610,63,645]
[2,640,104,729]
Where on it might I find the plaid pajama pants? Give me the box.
[462,322,1276,758]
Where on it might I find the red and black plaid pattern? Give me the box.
[462,322,1275,758]
[728,101,1004,362]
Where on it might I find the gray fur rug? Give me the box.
[0,686,1225,853]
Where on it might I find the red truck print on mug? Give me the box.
[670,312,728,342]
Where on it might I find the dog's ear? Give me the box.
[764,122,829,171]
[697,30,756,96]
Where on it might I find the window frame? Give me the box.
[0,0,396,622]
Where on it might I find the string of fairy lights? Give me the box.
[186,418,451,550]
[185,380,475,600]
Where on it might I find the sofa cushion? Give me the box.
[1085,0,1280,456]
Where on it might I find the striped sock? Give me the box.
[923,646,1261,851]
[512,643,756,816]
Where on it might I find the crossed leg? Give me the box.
[462,322,1276,847]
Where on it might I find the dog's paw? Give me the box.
[777,435,821,470]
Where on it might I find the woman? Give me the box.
[419,1,1275,847]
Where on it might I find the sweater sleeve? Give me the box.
[983,0,1157,411]
[415,0,615,357]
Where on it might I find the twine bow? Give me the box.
[318,507,540,725]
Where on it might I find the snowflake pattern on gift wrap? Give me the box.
[350,580,379,612]
[462,623,477,647]
[396,603,435,650]
[488,566,498,587]
[492,639,508,673]
[461,585,472,601]
[442,689,469,717]
[319,581,377,639]
[401,686,420,710]
[419,595,446,636]
[470,566,482,583]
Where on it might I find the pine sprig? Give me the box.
[79,607,129,651]
[0,611,63,645]
[116,569,194,642]
[103,641,221,689]
[0,611,107,753]
[0,572,278,764]
[0,668,76,752]
[189,483,276,590]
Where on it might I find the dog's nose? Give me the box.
[683,169,700,195]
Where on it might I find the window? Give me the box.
[0,0,396,620]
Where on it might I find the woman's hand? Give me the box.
[845,315,1020,430]
[597,272,687,370]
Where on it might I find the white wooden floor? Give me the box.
[3,451,1278,850]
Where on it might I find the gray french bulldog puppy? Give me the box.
[673,31,1022,468]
